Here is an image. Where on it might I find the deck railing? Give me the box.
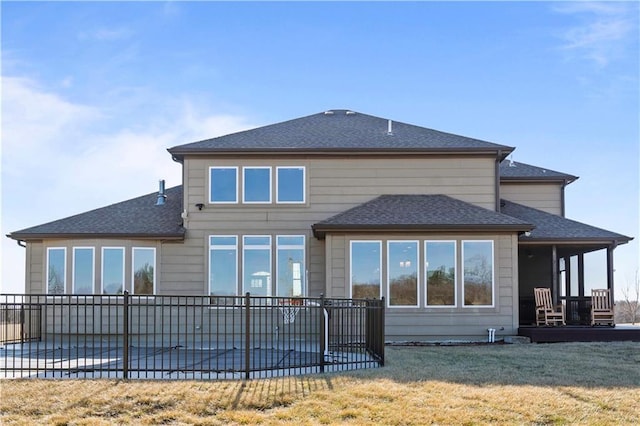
[0,293,384,379]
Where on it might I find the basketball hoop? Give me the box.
[278,298,304,324]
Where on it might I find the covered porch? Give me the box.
[501,200,634,333]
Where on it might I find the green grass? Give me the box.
[1,342,639,425]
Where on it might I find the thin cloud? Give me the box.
[77,27,134,41]
[553,2,638,66]
[1,76,256,293]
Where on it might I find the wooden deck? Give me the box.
[518,325,640,343]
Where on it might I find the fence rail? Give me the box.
[0,293,384,379]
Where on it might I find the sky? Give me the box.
[1,1,638,300]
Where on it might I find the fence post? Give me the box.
[245,292,251,380]
[123,291,129,380]
[379,297,385,366]
[319,293,325,373]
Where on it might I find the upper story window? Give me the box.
[276,167,305,204]
[210,167,238,203]
[243,167,271,203]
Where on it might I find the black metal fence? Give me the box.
[0,293,384,379]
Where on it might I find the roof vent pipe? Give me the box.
[387,120,393,135]
[156,179,166,206]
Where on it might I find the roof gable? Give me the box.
[313,194,532,238]
[8,186,185,240]
[169,110,514,158]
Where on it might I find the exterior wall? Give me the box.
[24,242,44,294]
[325,232,519,341]
[28,239,165,294]
[172,155,497,297]
[500,181,563,215]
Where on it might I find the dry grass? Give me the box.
[1,342,639,425]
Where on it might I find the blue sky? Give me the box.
[1,1,638,298]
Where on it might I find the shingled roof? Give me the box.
[169,110,514,159]
[312,194,533,238]
[499,160,578,183]
[8,186,185,240]
[501,200,632,244]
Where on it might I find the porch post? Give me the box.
[551,245,559,305]
[578,253,585,298]
[607,244,615,296]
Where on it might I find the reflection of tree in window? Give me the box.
[427,266,455,305]
[134,263,154,295]
[351,241,381,299]
[48,265,64,294]
[464,250,492,305]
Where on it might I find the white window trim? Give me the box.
[209,166,239,204]
[386,240,420,308]
[424,240,457,308]
[276,235,306,297]
[209,235,239,296]
[242,235,272,296]
[242,166,272,204]
[276,166,306,204]
[46,247,67,295]
[72,247,95,295]
[349,240,382,299]
[461,240,495,308]
[101,247,125,295]
[132,247,156,295]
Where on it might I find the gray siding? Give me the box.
[170,155,498,297]
[500,182,563,215]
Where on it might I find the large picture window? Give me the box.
[462,241,494,307]
[276,167,305,203]
[210,167,238,203]
[425,241,456,306]
[102,247,124,294]
[47,247,66,294]
[243,236,271,296]
[276,236,305,297]
[132,248,155,295]
[209,236,238,296]
[243,167,271,203]
[73,247,95,294]
[350,241,382,299]
[387,241,418,307]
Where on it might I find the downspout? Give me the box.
[561,181,567,217]
[16,240,26,248]
[495,150,502,212]
[607,242,616,296]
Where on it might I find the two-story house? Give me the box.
[8,109,632,341]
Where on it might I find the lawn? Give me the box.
[1,342,639,425]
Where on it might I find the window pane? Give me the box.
[102,248,125,295]
[244,236,270,246]
[425,241,456,306]
[210,167,237,203]
[277,167,304,203]
[243,167,271,203]
[73,248,95,294]
[463,241,494,306]
[210,236,237,296]
[351,241,381,299]
[243,236,271,296]
[277,236,305,297]
[133,248,155,295]
[388,241,418,306]
[47,248,66,294]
